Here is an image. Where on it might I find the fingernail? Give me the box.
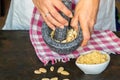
[65,22,68,26]
[52,27,55,31]
[81,42,88,47]
[60,25,64,29]
[81,44,85,47]
[69,14,73,18]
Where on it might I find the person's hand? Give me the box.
[32,0,73,30]
[70,0,100,47]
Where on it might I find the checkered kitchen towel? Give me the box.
[29,7,120,65]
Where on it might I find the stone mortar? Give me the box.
[42,23,83,54]
[42,0,83,54]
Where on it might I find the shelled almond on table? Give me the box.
[34,66,70,80]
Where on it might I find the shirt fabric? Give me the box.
[2,0,116,31]
[2,0,34,30]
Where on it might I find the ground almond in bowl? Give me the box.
[76,50,108,64]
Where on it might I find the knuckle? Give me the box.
[59,5,65,10]
[83,33,91,41]
[84,36,90,41]
[66,11,71,16]
[53,13,59,18]
[58,17,67,24]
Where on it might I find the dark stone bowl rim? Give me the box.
[41,22,83,53]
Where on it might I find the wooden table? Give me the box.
[0,0,5,16]
[0,30,120,80]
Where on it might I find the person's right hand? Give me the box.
[32,0,73,30]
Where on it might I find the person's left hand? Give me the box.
[70,0,100,47]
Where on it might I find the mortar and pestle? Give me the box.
[42,0,83,54]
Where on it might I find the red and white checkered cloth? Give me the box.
[29,7,120,65]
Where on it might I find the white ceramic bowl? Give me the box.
[75,50,110,74]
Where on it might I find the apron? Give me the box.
[75,0,116,31]
[2,0,34,30]
[2,0,116,31]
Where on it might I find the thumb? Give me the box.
[70,16,79,31]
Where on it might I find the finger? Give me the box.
[45,12,64,29]
[41,12,55,30]
[47,1,68,26]
[40,7,56,30]
[89,27,94,35]
[71,16,78,26]
[53,0,73,18]
[79,21,91,47]
[46,3,68,26]
[42,2,68,27]
[45,7,67,28]
[81,28,91,47]
[73,26,79,32]
[88,20,95,34]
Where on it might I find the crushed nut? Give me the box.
[51,28,78,43]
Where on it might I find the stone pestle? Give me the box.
[53,0,72,41]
